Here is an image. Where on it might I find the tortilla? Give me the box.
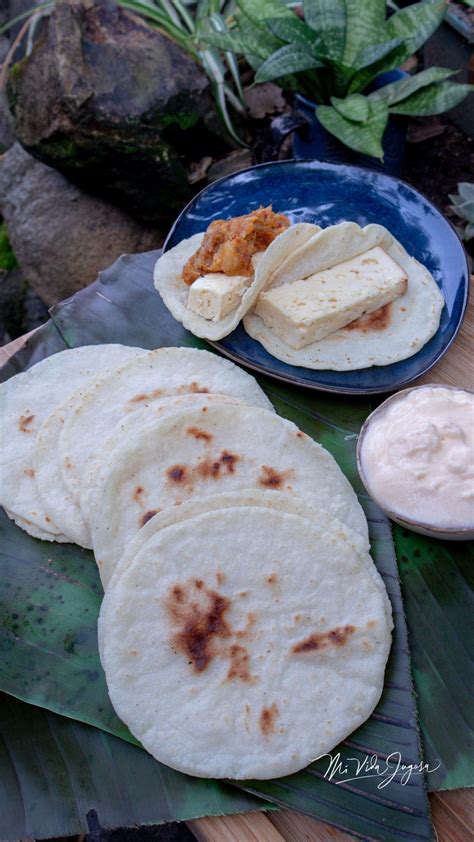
[99,492,386,634]
[59,347,273,504]
[153,223,320,340]
[79,393,246,532]
[244,222,444,370]
[100,505,392,779]
[90,403,369,586]
[0,344,144,538]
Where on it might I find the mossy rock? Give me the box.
[8,0,231,223]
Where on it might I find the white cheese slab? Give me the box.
[253,246,407,350]
[187,273,251,321]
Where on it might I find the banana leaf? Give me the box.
[0,691,265,840]
[1,251,439,841]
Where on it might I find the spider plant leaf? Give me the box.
[330,93,370,123]
[209,12,245,103]
[317,99,389,159]
[368,66,458,105]
[255,43,323,84]
[0,1,53,35]
[302,0,346,61]
[389,80,473,116]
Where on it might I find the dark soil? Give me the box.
[403,121,474,224]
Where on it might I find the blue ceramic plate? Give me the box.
[164,160,469,395]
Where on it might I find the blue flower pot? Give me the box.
[293,70,408,176]
[259,70,408,177]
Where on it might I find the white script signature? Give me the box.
[317,751,441,789]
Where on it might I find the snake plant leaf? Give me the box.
[236,0,293,28]
[389,81,473,116]
[368,67,457,105]
[330,93,370,123]
[255,43,323,84]
[302,0,346,62]
[0,693,266,840]
[384,0,447,65]
[317,99,389,159]
[353,36,404,71]
[341,0,386,67]
[266,15,325,59]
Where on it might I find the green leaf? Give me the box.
[317,99,389,159]
[354,36,404,71]
[389,81,473,116]
[385,0,448,63]
[302,0,346,61]
[236,0,293,27]
[330,93,370,122]
[0,693,266,840]
[255,43,323,84]
[341,0,386,67]
[266,15,325,58]
[369,66,458,105]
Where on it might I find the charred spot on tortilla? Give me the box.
[292,624,356,654]
[18,414,35,433]
[166,465,188,483]
[186,426,213,442]
[23,467,35,478]
[343,303,392,332]
[227,644,254,683]
[266,573,278,586]
[133,485,144,502]
[260,703,278,736]
[221,450,239,473]
[166,578,231,672]
[140,509,159,527]
[182,207,290,285]
[258,465,292,489]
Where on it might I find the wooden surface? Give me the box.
[1,286,472,842]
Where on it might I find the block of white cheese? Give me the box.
[254,246,408,350]
[187,273,251,322]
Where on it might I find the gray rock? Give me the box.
[7,0,230,223]
[0,143,163,306]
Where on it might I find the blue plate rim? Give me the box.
[164,158,470,395]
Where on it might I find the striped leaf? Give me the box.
[255,43,323,84]
[342,0,386,66]
[330,93,370,122]
[384,0,448,64]
[369,67,458,105]
[317,99,389,159]
[266,15,325,58]
[302,0,346,61]
[389,81,473,116]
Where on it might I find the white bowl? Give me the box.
[356,384,474,541]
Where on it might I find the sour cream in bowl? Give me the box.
[357,385,474,540]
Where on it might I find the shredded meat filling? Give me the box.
[182,206,290,285]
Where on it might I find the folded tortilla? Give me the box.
[244,222,444,371]
[153,223,320,340]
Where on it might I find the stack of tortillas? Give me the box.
[1,344,392,779]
